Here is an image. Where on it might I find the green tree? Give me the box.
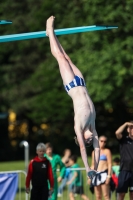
[0,0,133,157]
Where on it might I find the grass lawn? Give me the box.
[0,157,129,200]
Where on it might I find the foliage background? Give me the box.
[0,0,133,160]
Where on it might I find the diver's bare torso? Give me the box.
[68,86,96,131]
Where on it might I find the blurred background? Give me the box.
[0,0,133,161]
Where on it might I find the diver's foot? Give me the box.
[46,16,55,36]
[87,170,97,180]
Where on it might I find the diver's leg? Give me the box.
[46,16,74,85]
[56,42,84,79]
[46,16,84,80]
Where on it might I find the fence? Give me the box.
[57,168,120,200]
[0,168,89,200]
[0,170,28,200]
[0,168,117,200]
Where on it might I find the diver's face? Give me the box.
[84,137,93,147]
[84,131,93,147]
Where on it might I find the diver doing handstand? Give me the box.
[46,16,100,179]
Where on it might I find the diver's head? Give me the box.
[84,137,93,147]
[84,131,93,147]
[74,135,93,148]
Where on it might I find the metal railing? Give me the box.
[57,167,94,200]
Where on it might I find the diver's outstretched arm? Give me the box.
[75,129,91,173]
[93,130,100,170]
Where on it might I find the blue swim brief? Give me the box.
[64,75,86,92]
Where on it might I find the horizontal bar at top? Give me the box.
[0,170,27,175]
[0,25,118,43]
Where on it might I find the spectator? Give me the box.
[91,136,112,200]
[62,149,71,166]
[58,149,72,197]
[44,142,65,200]
[112,157,120,200]
[115,121,133,200]
[25,143,54,200]
[112,157,120,185]
[67,155,89,200]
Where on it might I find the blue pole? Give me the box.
[0,20,12,25]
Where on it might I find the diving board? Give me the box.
[0,25,118,43]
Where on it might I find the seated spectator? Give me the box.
[67,155,89,200]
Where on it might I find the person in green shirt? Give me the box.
[67,155,89,200]
[44,142,65,200]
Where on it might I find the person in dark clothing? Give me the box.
[115,121,133,200]
[25,143,54,200]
